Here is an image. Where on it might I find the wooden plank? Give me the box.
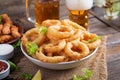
[89,18,118,35]
[106,32,120,45]
[107,43,120,80]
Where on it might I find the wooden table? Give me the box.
[0,0,120,80]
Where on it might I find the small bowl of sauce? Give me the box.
[0,44,14,60]
[0,60,10,79]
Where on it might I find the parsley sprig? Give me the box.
[7,60,19,72]
[21,73,33,80]
[25,42,39,55]
[13,39,21,48]
[73,68,93,80]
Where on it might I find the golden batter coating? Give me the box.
[11,25,20,38]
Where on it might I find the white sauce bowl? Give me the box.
[0,44,14,60]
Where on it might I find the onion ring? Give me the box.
[83,31,97,40]
[21,28,38,45]
[47,25,74,40]
[81,32,101,50]
[65,29,84,42]
[36,46,65,63]
[64,40,89,60]
[43,40,66,53]
[42,20,61,27]
[61,19,86,31]
[82,39,101,50]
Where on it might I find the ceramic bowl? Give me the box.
[21,43,98,70]
[0,60,10,79]
[0,44,14,60]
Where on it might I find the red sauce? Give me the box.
[0,61,8,72]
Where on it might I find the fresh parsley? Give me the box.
[25,42,39,55]
[7,60,19,72]
[21,73,33,80]
[13,39,21,48]
[73,68,93,80]
[38,26,47,34]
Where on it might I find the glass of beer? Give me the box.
[65,0,93,30]
[26,0,59,24]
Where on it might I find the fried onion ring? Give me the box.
[43,40,66,53]
[65,30,84,42]
[82,39,101,50]
[42,20,61,27]
[81,32,101,50]
[36,46,65,63]
[21,28,38,45]
[47,25,74,40]
[83,31,97,40]
[61,19,86,31]
[64,40,89,60]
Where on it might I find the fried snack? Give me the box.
[21,28,38,44]
[43,40,66,53]
[1,14,12,24]
[81,32,101,50]
[61,19,86,31]
[1,14,12,35]
[0,24,3,34]
[22,19,101,63]
[0,35,12,43]
[82,39,101,50]
[47,25,74,40]
[42,20,61,27]
[65,29,84,42]
[11,25,20,38]
[64,40,89,60]
[0,13,21,43]
[36,46,66,63]
[2,23,11,35]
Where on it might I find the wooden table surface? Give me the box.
[0,0,120,80]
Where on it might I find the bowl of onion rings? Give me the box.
[20,19,102,70]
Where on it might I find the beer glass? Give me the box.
[65,0,93,30]
[26,0,59,24]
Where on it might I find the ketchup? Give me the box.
[0,61,8,72]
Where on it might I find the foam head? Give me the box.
[65,0,93,10]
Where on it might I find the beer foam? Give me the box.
[65,0,93,10]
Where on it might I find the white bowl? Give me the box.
[21,43,98,70]
[0,44,14,60]
[0,60,10,79]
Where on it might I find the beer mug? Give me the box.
[65,0,93,30]
[26,0,60,24]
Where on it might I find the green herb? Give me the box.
[7,60,19,72]
[0,15,2,24]
[21,73,33,80]
[88,36,103,43]
[25,42,39,55]
[38,26,47,34]
[73,68,93,80]
[111,2,120,12]
[13,39,21,48]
